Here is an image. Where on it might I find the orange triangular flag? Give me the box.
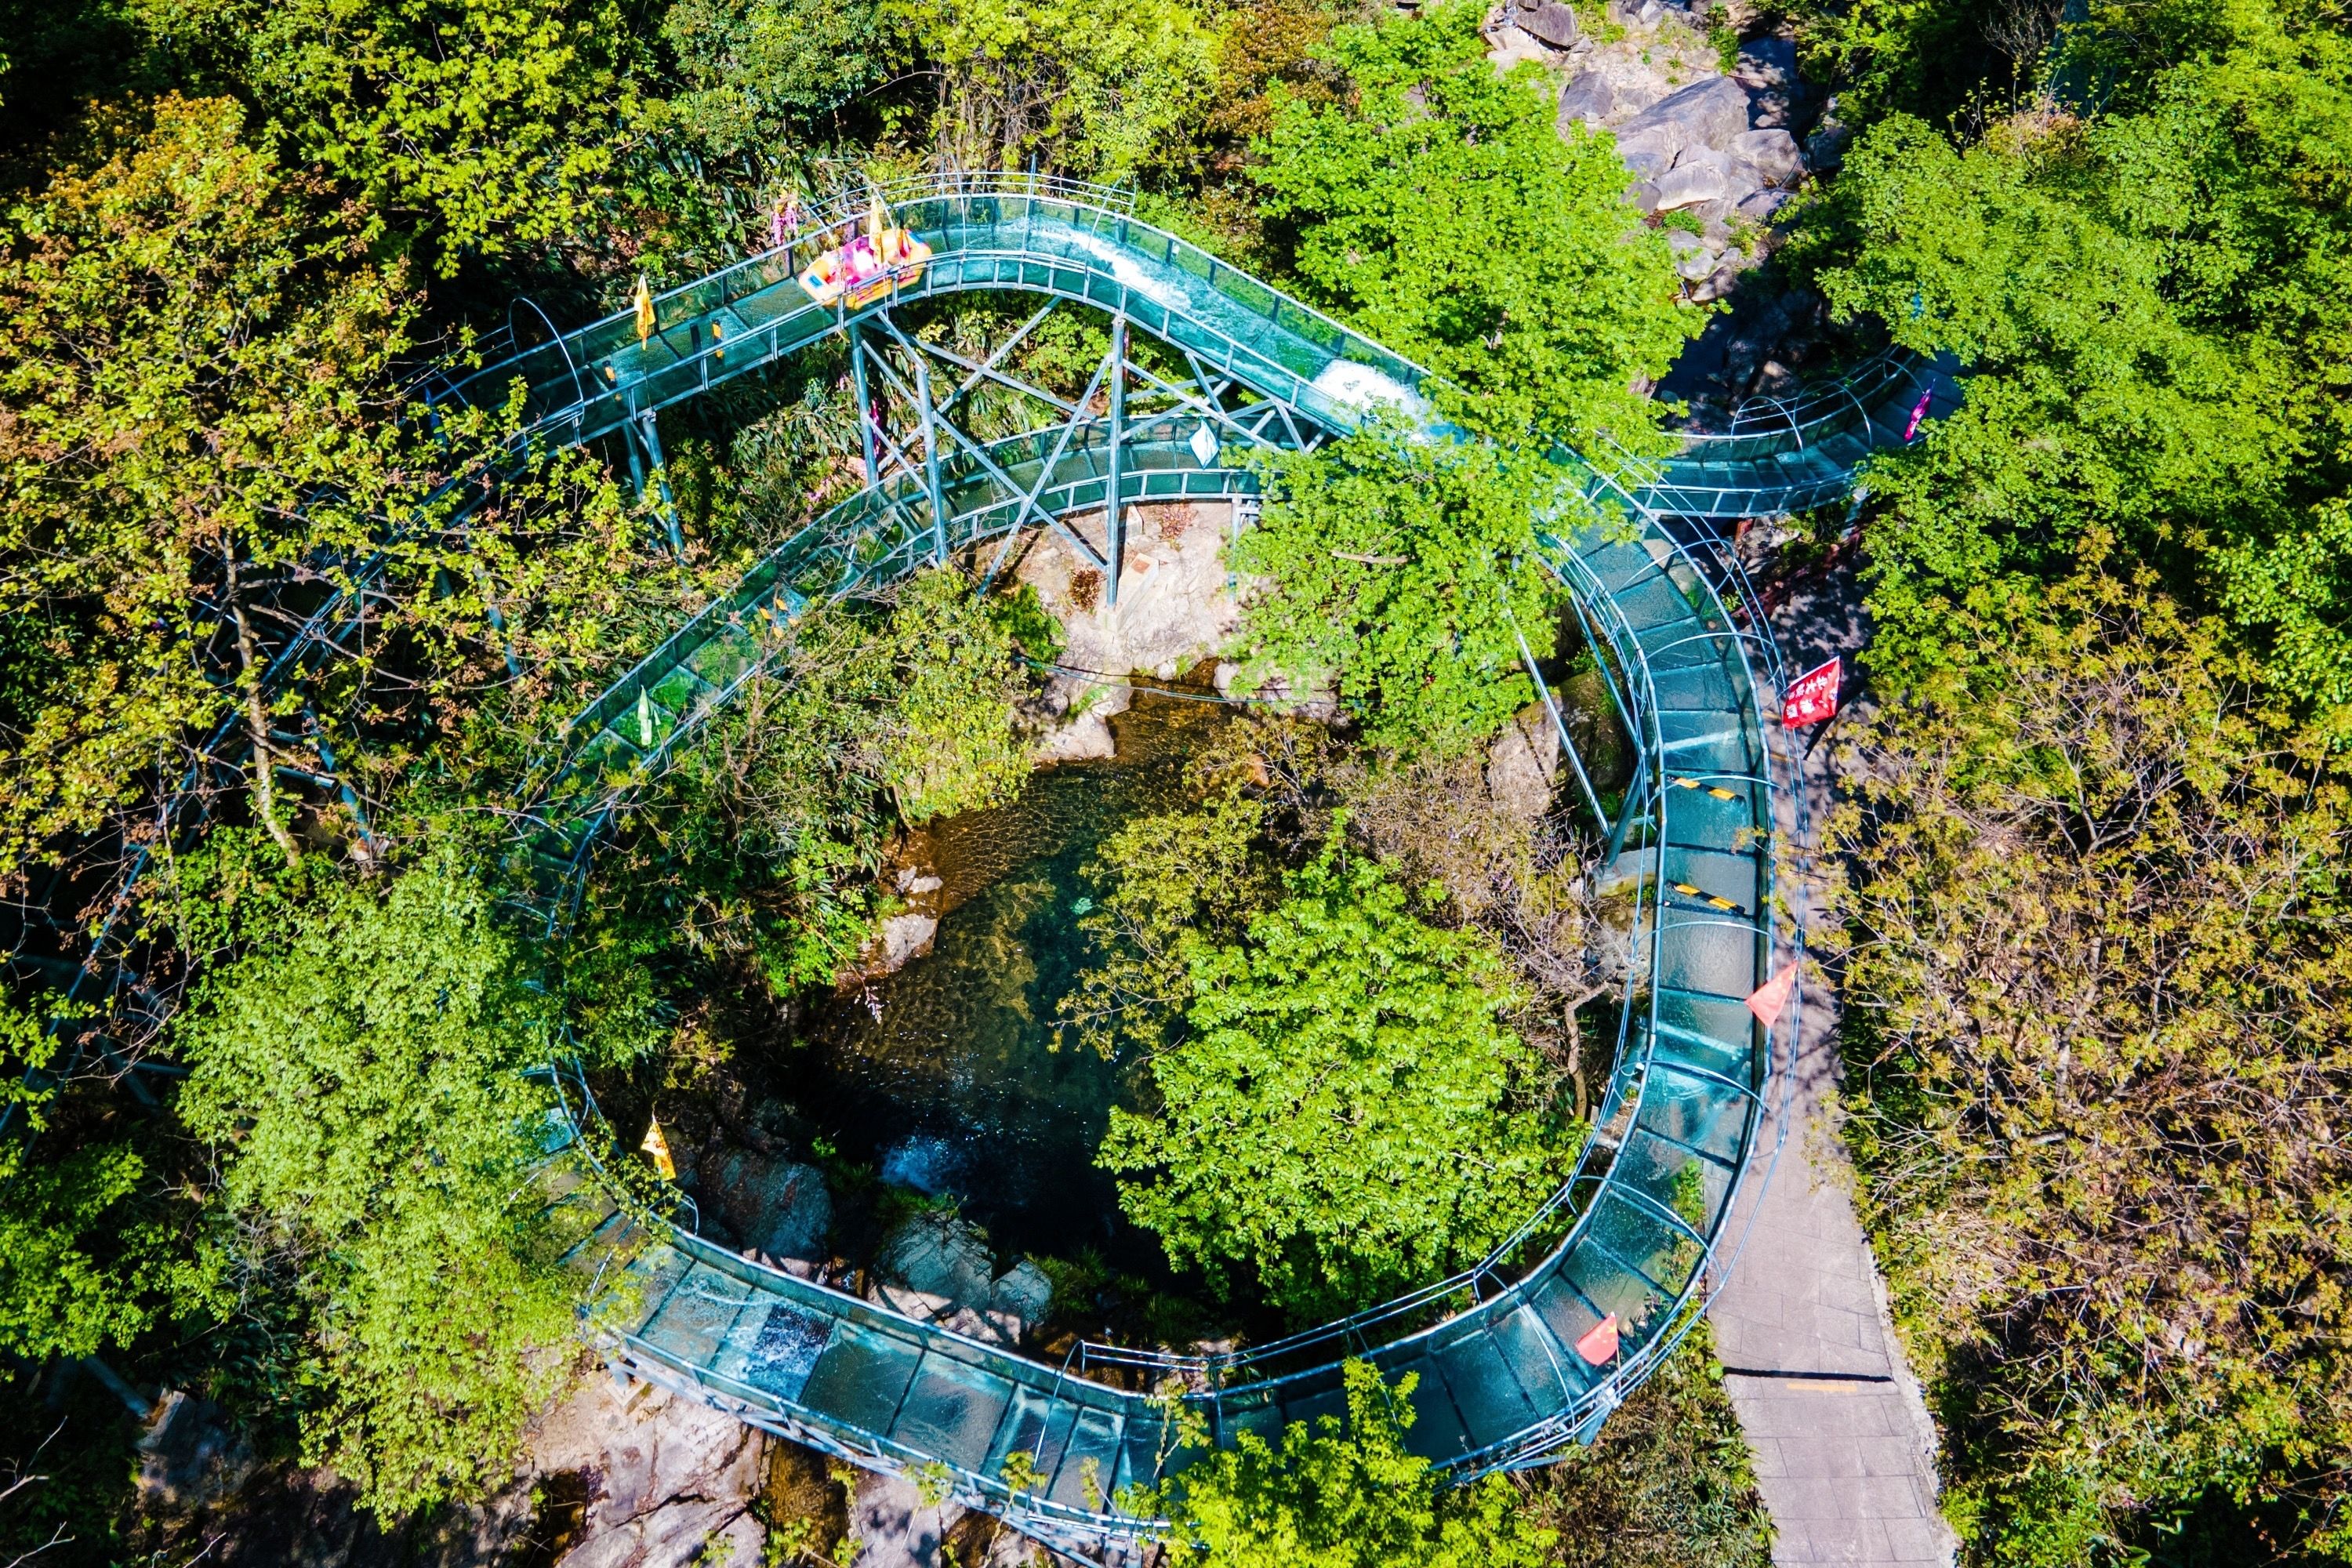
[633,274,655,344]
[1745,961,1798,1029]
[640,1115,677,1181]
[1573,1313,1620,1367]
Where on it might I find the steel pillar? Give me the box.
[848,321,880,487]
[630,411,687,558]
[1105,315,1128,605]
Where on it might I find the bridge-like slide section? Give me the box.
[442,176,1943,1558]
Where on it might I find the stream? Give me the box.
[786,690,1230,1271]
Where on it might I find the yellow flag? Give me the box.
[640,1115,677,1181]
[633,274,655,344]
[866,192,887,242]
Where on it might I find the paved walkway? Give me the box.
[1704,572,1958,1567]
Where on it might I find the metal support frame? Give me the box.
[848,321,880,488]
[1105,314,1129,605]
[627,410,687,558]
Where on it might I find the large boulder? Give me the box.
[1610,122,1682,181]
[1613,74,1752,156]
[1516,0,1580,46]
[527,1378,768,1568]
[1734,35,1798,87]
[1653,156,1736,212]
[1666,228,1718,281]
[1484,704,1563,822]
[1730,127,1805,186]
[989,1260,1055,1330]
[700,1149,833,1265]
[877,1210,996,1306]
[1557,69,1616,131]
[135,1392,256,1515]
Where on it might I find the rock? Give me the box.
[1014,501,1242,699]
[1557,69,1616,130]
[873,1282,956,1322]
[876,1210,995,1308]
[1624,179,1664,214]
[1486,22,1555,71]
[1615,74,1752,154]
[1667,229,1719,281]
[989,1260,1055,1328]
[1733,35,1798,86]
[1690,260,1748,303]
[1032,709,1116,764]
[526,1377,768,1568]
[1735,188,1793,224]
[1730,127,1805,185]
[1635,0,1661,21]
[700,1149,833,1264]
[1484,704,1563,822]
[1806,101,1852,169]
[1653,157,1733,211]
[135,1392,256,1515]
[879,913,938,971]
[936,1305,1028,1348]
[1610,122,1682,180]
[1517,0,1580,46]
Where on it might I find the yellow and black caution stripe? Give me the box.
[1670,775,1744,801]
[1670,880,1745,915]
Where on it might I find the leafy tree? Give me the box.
[1515,1321,1773,1568]
[1784,0,2034,129]
[0,94,416,878]
[889,0,1218,182]
[1795,3,2352,724]
[1141,1358,1555,1568]
[1828,572,2352,1562]
[597,565,1033,993]
[0,994,172,1367]
[655,0,891,165]
[1059,775,1276,1062]
[1101,836,1566,1318]
[1250,0,1692,448]
[174,857,647,1519]
[147,0,641,270]
[1233,423,1573,757]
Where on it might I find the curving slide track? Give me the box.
[444,176,1943,1558]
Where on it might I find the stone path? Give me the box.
[1703,570,1958,1567]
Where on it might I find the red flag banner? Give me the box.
[1782,657,1842,728]
[1573,1313,1621,1367]
[1745,961,1798,1029]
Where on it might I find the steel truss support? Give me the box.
[851,299,1311,604]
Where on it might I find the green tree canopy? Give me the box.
[0,994,172,1368]
[147,0,640,270]
[1234,424,1573,757]
[889,0,1218,182]
[598,565,1033,993]
[1831,573,2352,1560]
[0,94,417,877]
[174,857,646,1518]
[1102,837,1567,1319]
[1251,0,1692,448]
[1144,1359,1555,1568]
[1796,2,2352,724]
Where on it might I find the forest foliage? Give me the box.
[1780,0,2352,1558]
[14,0,2351,1557]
